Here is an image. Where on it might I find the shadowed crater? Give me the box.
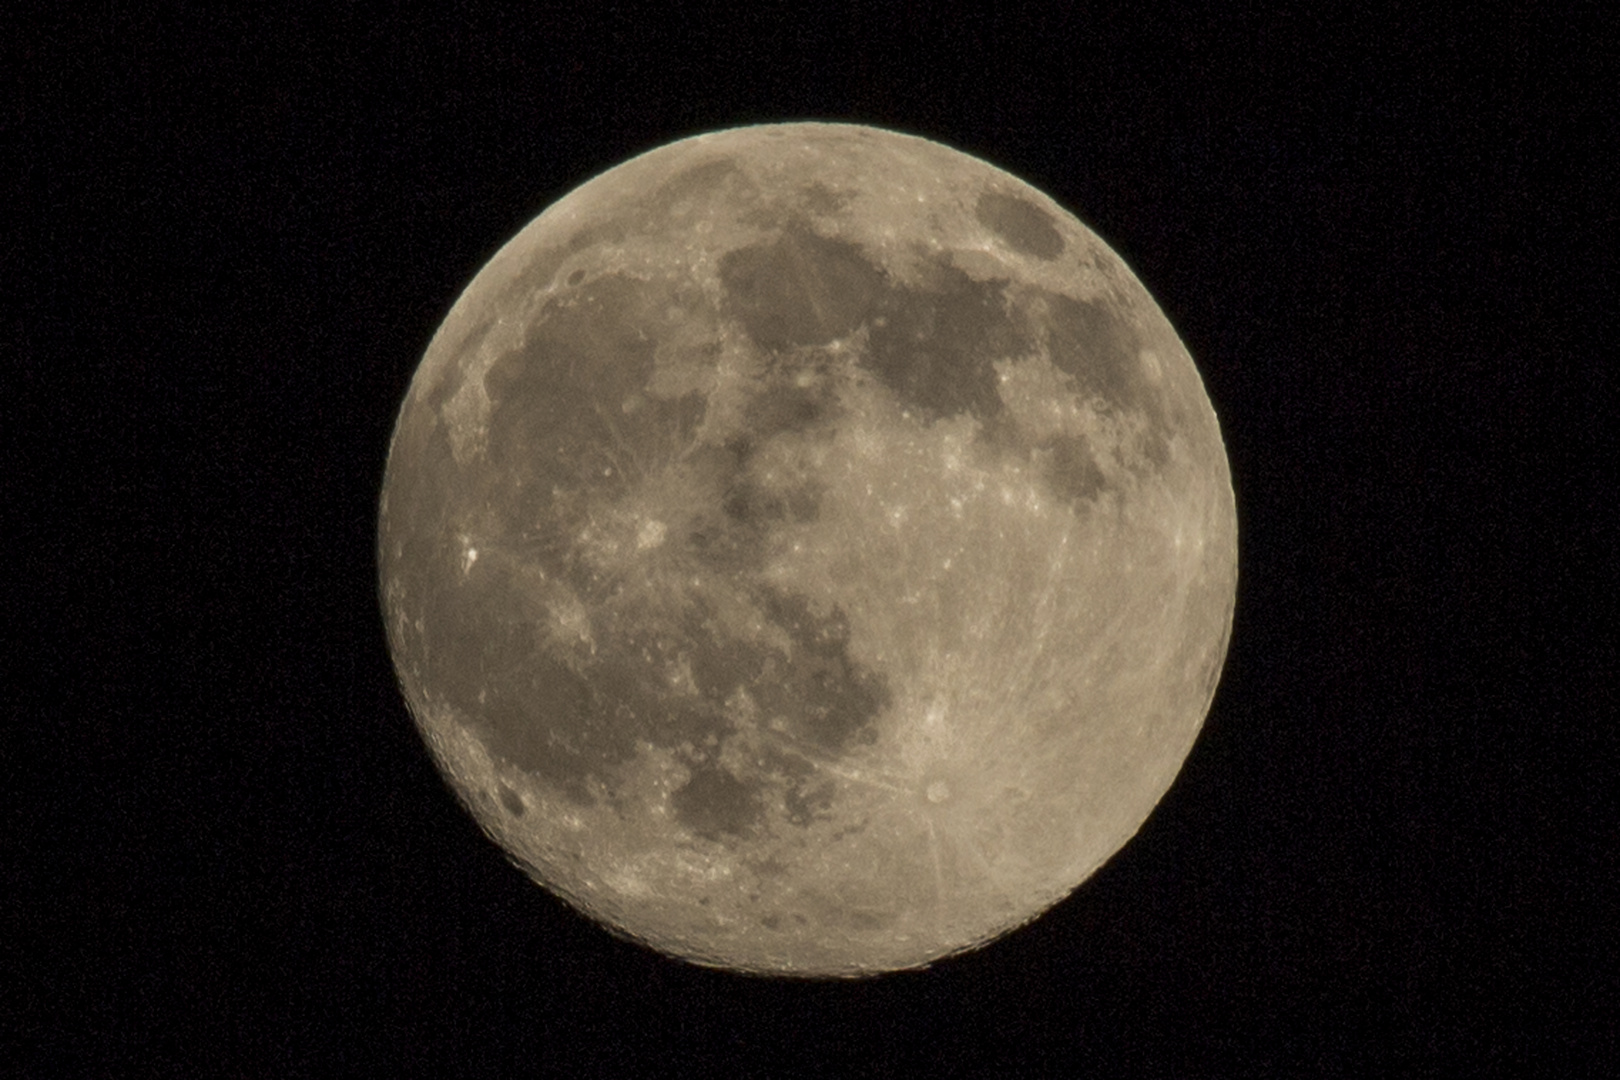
[498,784,526,817]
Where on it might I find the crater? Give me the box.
[498,784,526,816]
[783,777,836,826]
[976,191,1065,260]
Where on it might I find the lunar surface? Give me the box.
[378,123,1237,975]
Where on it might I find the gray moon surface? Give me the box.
[378,123,1237,976]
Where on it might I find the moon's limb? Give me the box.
[379,123,1236,975]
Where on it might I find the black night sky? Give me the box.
[14,5,1614,1075]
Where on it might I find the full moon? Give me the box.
[378,123,1237,975]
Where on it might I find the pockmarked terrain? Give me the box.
[379,123,1237,975]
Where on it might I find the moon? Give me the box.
[378,123,1236,976]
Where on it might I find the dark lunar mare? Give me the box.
[974,191,1066,260]
[398,255,900,828]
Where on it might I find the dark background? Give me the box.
[13,4,1614,1075]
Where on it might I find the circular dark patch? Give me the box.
[975,191,1065,260]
